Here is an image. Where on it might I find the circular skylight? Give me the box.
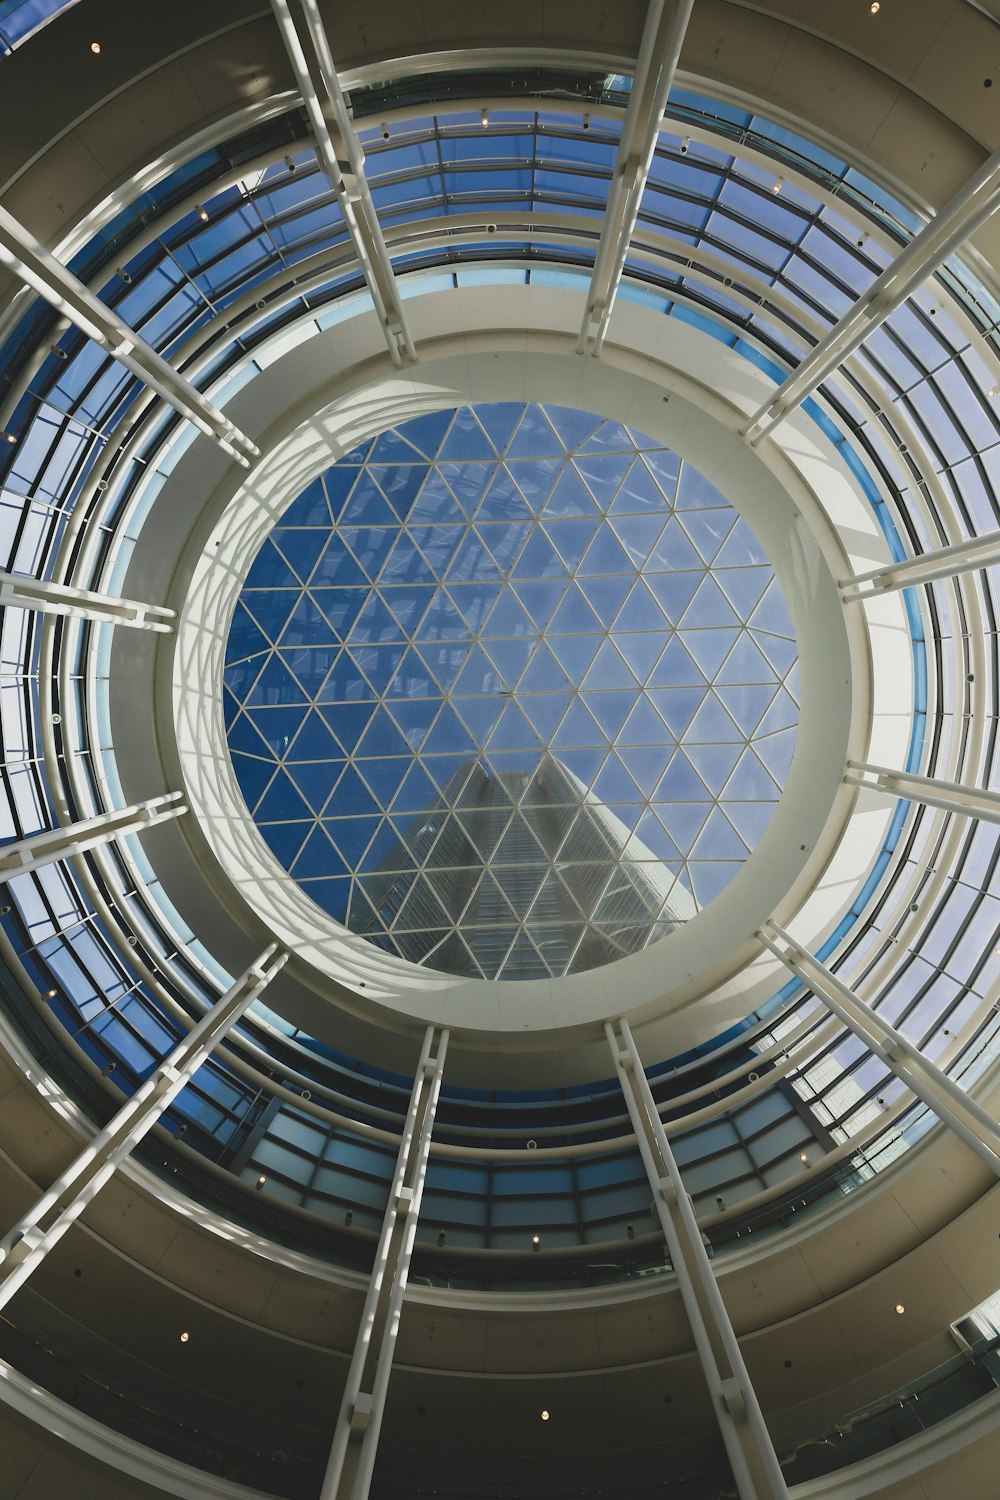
[224,404,798,980]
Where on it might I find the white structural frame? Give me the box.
[0,794,186,881]
[840,529,1000,598]
[270,0,415,366]
[0,569,175,632]
[760,923,1000,1176]
[319,1023,448,1500]
[741,143,1000,444]
[607,1017,789,1500]
[577,0,694,357]
[0,944,287,1311]
[0,206,259,464]
[844,762,1000,824]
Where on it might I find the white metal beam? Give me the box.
[742,144,1000,444]
[270,0,415,366]
[608,1018,789,1500]
[840,527,1000,599]
[845,761,1000,824]
[319,1024,448,1500]
[578,0,694,357]
[0,207,259,465]
[0,570,175,632]
[0,794,186,881]
[761,924,1000,1176]
[0,945,287,1312]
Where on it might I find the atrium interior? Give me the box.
[0,2,999,1499]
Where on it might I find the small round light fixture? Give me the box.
[869,2,880,12]
[196,204,209,223]
[180,1330,191,1343]
[895,1303,905,1315]
[531,1234,540,1251]
[90,40,102,53]
[481,107,489,128]
[540,1409,550,1421]
[772,176,784,195]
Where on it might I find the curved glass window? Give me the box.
[226,403,798,978]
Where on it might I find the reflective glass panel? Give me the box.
[226,404,798,979]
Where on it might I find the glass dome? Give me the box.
[225,402,798,977]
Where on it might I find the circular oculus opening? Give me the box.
[225,403,799,980]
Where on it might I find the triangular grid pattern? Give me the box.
[225,403,799,980]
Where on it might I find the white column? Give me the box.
[270,0,415,366]
[0,945,287,1310]
[607,1018,789,1500]
[320,1024,448,1500]
[840,528,1000,598]
[844,762,1000,824]
[0,794,186,881]
[0,206,259,464]
[760,924,1000,1176]
[0,570,175,632]
[742,144,1000,443]
[577,0,694,357]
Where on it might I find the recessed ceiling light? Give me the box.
[180,1330,191,1343]
[869,2,880,13]
[90,40,102,53]
[895,1303,905,1315]
[540,1409,550,1421]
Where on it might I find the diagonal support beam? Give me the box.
[0,945,287,1311]
[845,761,1000,824]
[742,144,1000,444]
[577,0,694,357]
[761,923,1000,1176]
[271,0,415,366]
[840,527,1000,599]
[608,1018,788,1500]
[0,208,259,466]
[0,794,186,881]
[320,1025,448,1500]
[0,570,175,632]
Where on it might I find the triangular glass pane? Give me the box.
[681,628,741,676]
[612,514,665,565]
[679,509,735,564]
[474,402,525,455]
[506,405,566,458]
[648,687,706,737]
[396,409,454,460]
[613,631,665,680]
[578,419,638,454]
[715,684,776,736]
[272,528,329,584]
[583,640,637,691]
[643,569,702,624]
[715,567,772,616]
[573,451,632,507]
[544,404,604,449]
[244,539,301,591]
[647,638,706,689]
[725,747,781,800]
[716,633,777,685]
[514,578,566,629]
[286,760,341,816]
[685,742,743,790]
[231,753,277,811]
[754,727,796,781]
[680,576,741,630]
[687,695,742,743]
[610,456,668,514]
